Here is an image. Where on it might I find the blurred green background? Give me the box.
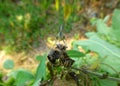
[0,0,120,53]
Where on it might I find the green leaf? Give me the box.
[3,59,14,69]
[4,77,15,85]
[35,54,47,81]
[73,36,120,74]
[96,19,110,36]
[112,9,120,30]
[35,55,43,61]
[99,79,117,86]
[110,9,120,42]
[32,79,41,86]
[55,0,59,11]
[94,9,120,46]
[66,50,85,57]
[15,70,34,86]
[103,15,110,23]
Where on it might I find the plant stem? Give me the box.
[72,67,120,82]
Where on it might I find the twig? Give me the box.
[72,67,120,82]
